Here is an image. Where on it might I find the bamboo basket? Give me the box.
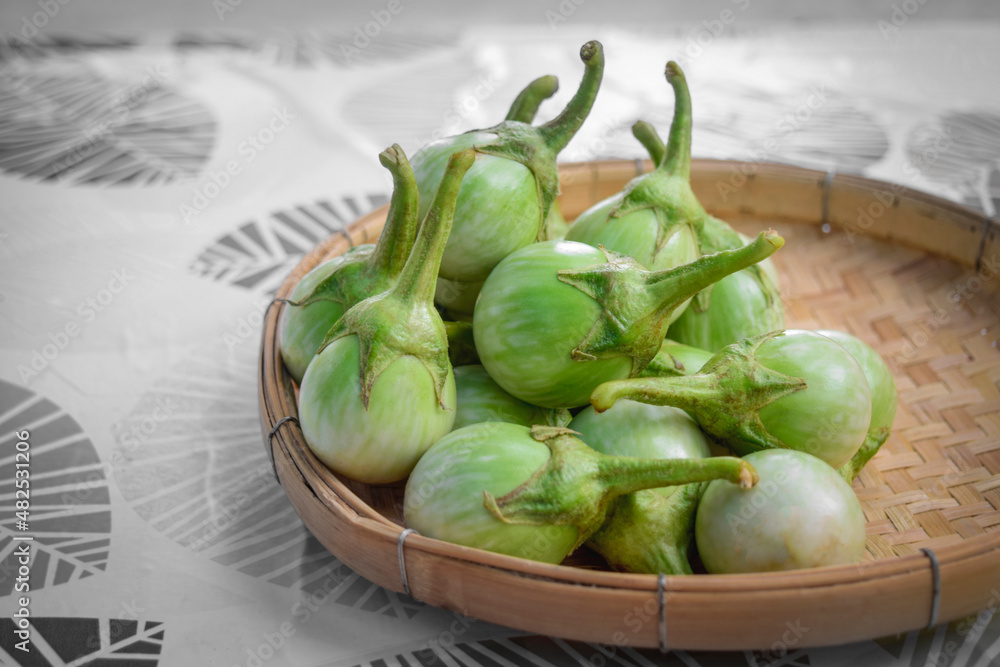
[258,159,1000,651]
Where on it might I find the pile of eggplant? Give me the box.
[278,41,897,575]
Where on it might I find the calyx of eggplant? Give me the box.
[621,61,780,313]
[588,483,708,575]
[319,147,475,409]
[483,425,757,552]
[557,230,784,376]
[591,331,808,455]
[282,144,421,317]
[467,40,604,240]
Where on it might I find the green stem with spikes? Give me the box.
[320,148,475,409]
[505,75,559,124]
[290,144,419,310]
[591,331,808,455]
[558,230,784,374]
[536,41,604,154]
[482,426,756,552]
[393,151,475,304]
[474,40,605,238]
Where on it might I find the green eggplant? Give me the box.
[696,449,866,573]
[816,330,898,482]
[592,330,872,469]
[411,41,604,283]
[297,147,474,484]
[570,401,713,574]
[279,145,420,382]
[474,232,783,409]
[403,423,757,564]
[452,365,570,431]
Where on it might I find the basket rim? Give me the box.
[258,158,1000,649]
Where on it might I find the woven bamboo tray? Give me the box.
[258,159,1000,651]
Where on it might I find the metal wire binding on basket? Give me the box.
[267,416,299,485]
[657,573,668,653]
[921,548,942,629]
[397,528,420,598]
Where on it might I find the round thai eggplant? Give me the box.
[695,449,867,573]
[297,147,474,484]
[279,145,420,382]
[474,232,783,408]
[569,402,715,574]
[816,329,898,481]
[411,41,604,283]
[403,423,757,564]
[592,330,872,469]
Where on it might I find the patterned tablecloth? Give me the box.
[0,20,999,667]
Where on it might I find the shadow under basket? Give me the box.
[258,159,1000,651]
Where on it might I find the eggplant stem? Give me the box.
[659,61,693,180]
[591,372,720,413]
[632,120,666,167]
[538,40,605,154]
[643,230,784,318]
[595,455,758,496]
[393,149,475,303]
[505,75,560,124]
[370,144,420,279]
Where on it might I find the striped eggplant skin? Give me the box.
[452,365,566,431]
[668,266,785,353]
[591,330,871,469]
[298,335,457,485]
[278,247,373,382]
[403,422,579,563]
[569,402,710,499]
[754,331,871,469]
[816,330,897,442]
[474,240,634,409]
[816,329,898,481]
[669,231,784,353]
[412,132,540,283]
[695,449,866,573]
